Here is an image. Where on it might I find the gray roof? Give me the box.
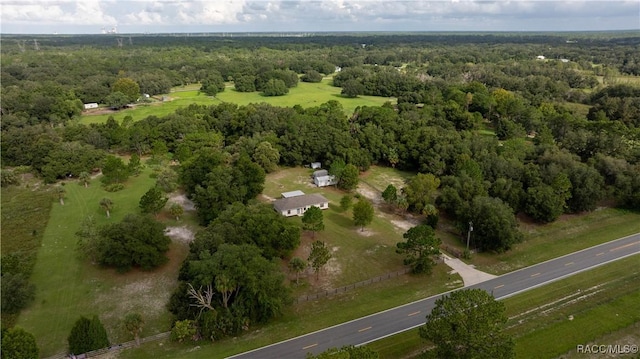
[281,190,305,198]
[313,169,328,178]
[273,193,329,212]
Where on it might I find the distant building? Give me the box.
[313,169,328,178]
[311,162,322,169]
[560,58,570,63]
[83,103,99,110]
[273,193,329,217]
[536,55,546,60]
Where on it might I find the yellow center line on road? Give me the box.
[408,311,421,316]
[358,326,372,332]
[565,262,574,266]
[610,241,640,252]
[303,343,318,350]
[494,284,504,289]
[531,272,541,277]
[596,252,605,256]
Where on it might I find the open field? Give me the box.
[367,255,640,359]
[1,183,54,328]
[80,79,395,125]
[15,165,197,357]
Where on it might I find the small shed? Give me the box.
[314,175,337,187]
[281,190,305,198]
[311,162,322,169]
[84,103,98,110]
[273,193,329,217]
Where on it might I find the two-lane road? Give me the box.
[230,233,640,359]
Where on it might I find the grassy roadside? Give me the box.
[368,255,640,359]
[466,208,640,274]
[15,166,195,357]
[119,264,462,359]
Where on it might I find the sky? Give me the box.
[1,0,639,34]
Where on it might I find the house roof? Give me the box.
[281,190,305,198]
[273,193,329,212]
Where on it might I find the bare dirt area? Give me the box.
[165,226,195,244]
[167,193,196,211]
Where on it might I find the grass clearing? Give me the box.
[15,165,196,357]
[1,184,54,327]
[80,79,394,125]
[262,166,414,288]
[367,255,640,359]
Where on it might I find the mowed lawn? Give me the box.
[16,166,194,357]
[80,79,395,125]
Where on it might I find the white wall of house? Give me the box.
[279,202,328,217]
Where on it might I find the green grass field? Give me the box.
[80,80,395,125]
[367,255,640,359]
[15,165,196,357]
[1,184,54,328]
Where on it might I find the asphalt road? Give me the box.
[229,233,640,359]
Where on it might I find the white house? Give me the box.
[83,103,99,110]
[536,55,546,60]
[311,162,322,169]
[273,193,329,217]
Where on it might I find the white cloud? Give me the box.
[2,0,116,25]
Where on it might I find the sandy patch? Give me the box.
[356,183,382,204]
[356,228,376,237]
[165,226,195,244]
[168,193,196,211]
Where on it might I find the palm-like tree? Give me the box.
[99,198,113,218]
[78,171,91,188]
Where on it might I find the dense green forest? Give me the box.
[2,33,640,350]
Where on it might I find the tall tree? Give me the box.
[308,240,332,280]
[101,155,130,185]
[68,315,109,355]
[253,141,280,173]
[467,197,521,253]
[381,184,398,205]
[396,225,442,274]
[403,173,440,214]
[139,186,168,216]
[99,198,113,218]
[288,257,307,284]
[123,313,144,347]
[302,206,325,238]
[169,203,184,221]
[420,289,514,359]
[353,199,374,231]
[1,327,39,359]
[112,77,140,103]
[96,214,170,272]
[339,164,359,191]
[1,273,35,314]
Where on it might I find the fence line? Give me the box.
[44,332,170,359]
[296,267,412,303]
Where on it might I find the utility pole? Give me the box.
[466,221,473,252]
